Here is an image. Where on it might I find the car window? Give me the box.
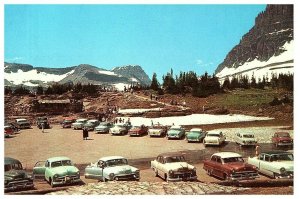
[164,156,185,163]
[51,161,63,168]
[216,157,222,163]
[223,157,244,163]
[4,163,22,171]
[265,155,271,162]
[243,134,254,138]
[62,160,72,166]
[259,154,264,160]
[106,159,128,167]
[211,156,217,162]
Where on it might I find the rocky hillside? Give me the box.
[216,5,293,80]
[4,62,151,89]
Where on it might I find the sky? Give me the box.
[4,4,266,81]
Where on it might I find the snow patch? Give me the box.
[113,83,130,91]
[4,69,75,85]
[120,114,273,126]
[98,70,118,76]
[118,108,161,114]
[130,78,138,82]
[217,40,294,82]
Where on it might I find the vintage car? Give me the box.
[186,128,206,143]
[272,132,293,147]
[95,122,113,134]
[128,125,148,136]
[166,125,185,139]
[4,157,34,192]
[15,118,31,129]
[110,123,131,135]
[84,156,140,181]
[150,152,197,182]
[83,119,100,131]
[247,150,293,179]
[71,118,88,130]
[4,125,14,138]
[5,122,19,133]
[61,118,76,128]
[33,156,81,187]
[203,130,226,146]
[203,152,259,181]
[36,117,50,129]
[235,132,257,146]
[148,125,168,137]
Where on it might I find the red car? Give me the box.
[203,152,259,181]
[272,132,293,147]
[128,125,148,136]
[4,126,14,138]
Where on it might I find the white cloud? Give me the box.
[6,57,24,62]
[196,59,214,67]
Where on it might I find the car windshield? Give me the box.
[190,131,201,134]
[170,128,181,131]
[271,154,293,161]
[223,157,244,163]
[105,159,128,167]
[208,134,220,137]
[164,156,185,163]
[279,133,290,137]
[51,160,72,168]
[4,163,23,171]
[243,134,254,138]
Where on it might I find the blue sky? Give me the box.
[5,4,266,81]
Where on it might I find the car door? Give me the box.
[258,154,273,176]
[211,156,223,178]
[87,161,104,179]
[33,161,46,179]
[156,157,165,177]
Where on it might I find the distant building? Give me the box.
[32,99,83,114]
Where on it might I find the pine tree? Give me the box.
[150,73,160,91]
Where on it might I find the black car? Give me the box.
[5,157,34,192]
[36,117,50,129]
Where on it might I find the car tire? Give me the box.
[164,173,168,182]
[223,173,229,181]
[154,169,158,177]
[206,169,212,176]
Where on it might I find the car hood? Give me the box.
[149,128,163,132]
[225,162,256,171]
[167,130,181,135]
[104,165,138,174]
[187,132,201,138]
[72,122,83,125]
[277,137,293,141]
[204,136,220,141]
[5,169,27,179]
[111,127,126,131]
[163,162,194,171]
[96,125,109,129]
[51,166,79,176]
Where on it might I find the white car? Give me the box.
[150,152,197,182]
[203,130,226,146]
[235,132,257,146]
[110,124,130,135]
[71,119,88,130]
[15,118,31,129]
[84,156,139,181]
[247,150,293,179]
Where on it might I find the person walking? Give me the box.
[255,144,261,156]
[83,127,88,140]
[41,123,45,133]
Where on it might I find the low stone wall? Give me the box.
[47,181,247,195]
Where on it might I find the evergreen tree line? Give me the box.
[222,73,293,91]
[150,69,221,98]
[5,83,102,96]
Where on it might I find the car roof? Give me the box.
[212,152,242,158]
[47,156,71,162]
[207,130,221,135]
[5,157,22,165]
[190,128,203,132]
[87,119,99,122]
[170,125,182,129]
[261,150,293,155]
[158,152,185,158]
[16,118,27,121]
[99,156,126,161]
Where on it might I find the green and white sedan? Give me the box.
[247,150,293,179]
[84,156,140,181]
[166,125,185,139]
[186,128,206,143]
[33,156,81,187]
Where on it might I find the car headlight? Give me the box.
[169,170,174,174]
[280,167,286,174]
[77,171,80,175]
[53,174,58,179]
[232,169,236,174]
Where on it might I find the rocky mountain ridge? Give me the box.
[4,62,151,88]
[215,5,293,76]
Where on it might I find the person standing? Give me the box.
[255,144,261,156]
[41,123,45,133]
